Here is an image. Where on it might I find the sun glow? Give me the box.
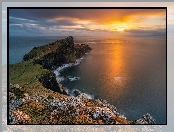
[117,27,125,32]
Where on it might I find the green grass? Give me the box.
[9,59,49,88]
[9,58,67,98]
[23,41,62,61]
[13,88,24,99]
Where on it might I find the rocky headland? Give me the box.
[9,36,155,124]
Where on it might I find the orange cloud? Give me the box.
[52,9,166,32]
[53,9,166,24]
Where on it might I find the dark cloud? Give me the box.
[10,24,43,36]
[41,20,77,27]
[9,16,37,24]
[9,14,80,36]
[124,28,166,36]
[9,9,166,24]
[9,16,76,27]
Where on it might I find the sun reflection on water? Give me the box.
[102,39,128,99]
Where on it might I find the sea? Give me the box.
[9,36,166,124]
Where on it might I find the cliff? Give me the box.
[10,36,92,95]
[9,36,155,124]
[23,36,91,70]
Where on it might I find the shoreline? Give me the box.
[8,36,156,124]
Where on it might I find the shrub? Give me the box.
[13,88,24,99]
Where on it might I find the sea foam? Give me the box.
[54,56,85,82]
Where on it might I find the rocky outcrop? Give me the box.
[38,72,68,95]
[8,91,131,124]
[9,89,156,124]
[35,36,92,70]
[75,44,92,58]
[23,38,63,61]
[35,36,75,70]
[22,36,92,97]
[135,113,156,124]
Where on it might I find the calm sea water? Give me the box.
[9,36,166,124]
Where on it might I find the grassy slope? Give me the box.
[9,39,68,98]
[9,39,62,85]
[23,41,62,61]
[9,60,48,87]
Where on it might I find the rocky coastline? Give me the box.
[9,36,156,124]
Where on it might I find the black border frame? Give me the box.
[7,7,167,125]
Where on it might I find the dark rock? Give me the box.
[38,72,68,95]
[35,36,91,70]
[73,89,81,97]
[34,36,76,70]
[135,113,156,124]
[75,44,92,58]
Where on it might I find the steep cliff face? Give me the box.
[38,72,68,95]
[10,36,92,96]
[22,36,91,95]
[23,41,60,61]
[35,36,75,70]
[35,36,92,70]
[33,36,91,94]
[75,44,92,58]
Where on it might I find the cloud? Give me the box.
[8,8,166,36]
[9,16,77,27]
[10,24,41,36]
[9,9,166,24]
[124,28,166,36]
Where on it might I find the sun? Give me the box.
[117,27,125,32]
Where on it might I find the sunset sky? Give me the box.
[9,8,166,36]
